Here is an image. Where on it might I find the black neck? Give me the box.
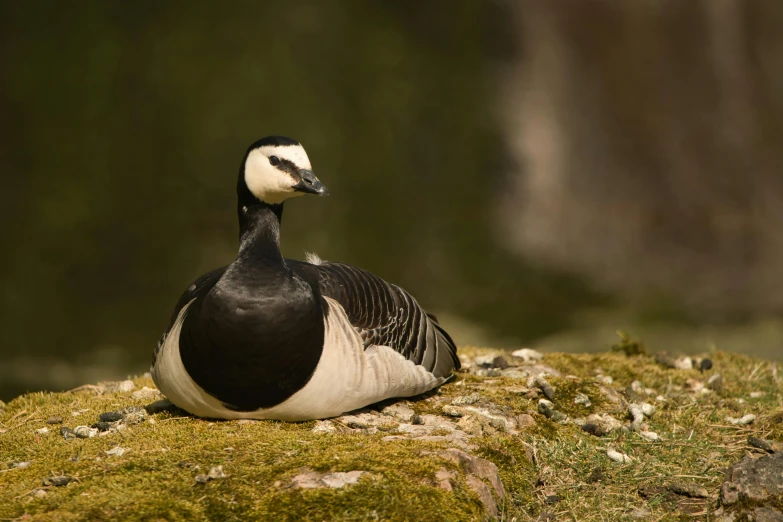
[237,183,285,265]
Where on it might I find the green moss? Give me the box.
[1,349,781,521]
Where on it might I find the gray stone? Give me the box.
[440,448,505,500]
[668,482,708,498]
[289,469,367,489]
[466,475,498,518]
[720,452,783,507]
[452,393,481,406]
[131,386,161,401]
[42,475,72,487]
[510,348,544,361]
[380,403,416,422]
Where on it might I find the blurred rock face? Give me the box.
[500,0,783,320]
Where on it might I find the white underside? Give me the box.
[151,296,444,421]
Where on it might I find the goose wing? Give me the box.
[153,266,228,366]
[289,260,459,378]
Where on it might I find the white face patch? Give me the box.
[244,144,313,204]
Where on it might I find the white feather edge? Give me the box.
[304,251,324,265]
[151,296,443,421]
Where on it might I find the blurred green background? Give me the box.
[1,0,781,400]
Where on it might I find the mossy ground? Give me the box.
[1,349,781,521]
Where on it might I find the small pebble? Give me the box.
[667,482,708,498]
[46,416,63,425]
[42,475,72,487]
[12,461,31,469]
[91,422,113,432]
[73,425,98,439]
[312,420,336,434]
[749,391,765,399]
[606,448,632,463]
[452,393,481,406]
[726,414,756,425]
[707,374,723,392]
[529,375,556,401]
[33,489,47,498]
[748,436,773,453]
[510,348,544,361]
[545,494,561,504]
[537,399,567,422]
[699,358,713,372]
[640,403,656,418]
[71,408,89,417]
[35,427,49,435]
[195,474,209,484]
[60,427,76,440]
[207,465,227,480]
[491,355,511,369]
[628,403,644,431]
[638,431,660,442]
[574,393,592,408]
[442,405,464,417]
[99,412,123,423]
[132,386,161,401]
[105,446,129,457]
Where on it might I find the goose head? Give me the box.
[239,136,328,204]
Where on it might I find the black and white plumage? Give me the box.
[151,136,459,421]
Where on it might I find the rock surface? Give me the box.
[717,452,783,520]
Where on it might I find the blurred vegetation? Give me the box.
[0,1,605,399]
[2,1,781,400]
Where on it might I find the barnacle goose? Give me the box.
[151,136,459,421]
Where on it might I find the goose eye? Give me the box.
[269,155,280,166]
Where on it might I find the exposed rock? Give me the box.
[289,469,367,489]
[131,386,161,401]
[43,475,72,487]
[516,413,536,429]
[434,468,458,492]
[35,427,49,435]
[440,448,505,499]
[655,352,693,370]
[511,348,544,361]
[581,413,624,437]
[641,403,656,418]
[491,355,512,369]
[380,402,416,422]
[668,482,708,498]
[596,384,627,413]
[726,414,756,425]
[118,406,148,425]
[60,427,76,440]
[528,375,556,400]
[628,403,644,432]
[91,422,112,432]
[638,431,660,442]
[466,475,498,518]
[73,425,98,438]
[707,374,724,392]
[99,411,123,423]
[606,448,632,463]
[749,436,775,453]
[720,452,783,508]
[100,380,136,393]
[105,446,129,457]
[442,405,465,417]
[452,393,481,406]
[311,420,337,434]
[207,465,227,480]
[537,399,567,422]
[574,393,592,408]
